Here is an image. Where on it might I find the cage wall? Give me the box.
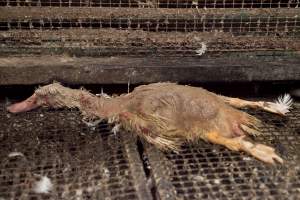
[0,1,299,57]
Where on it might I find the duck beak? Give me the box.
[7,94,41,113]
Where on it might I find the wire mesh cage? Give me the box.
[0,0,299,56]
[0,104,151,200]
[0,1,299,199]
[1,0,300,8]
[0,97,299,199]
[146,103,300,199]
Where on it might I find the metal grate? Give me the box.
[1,16,299,34]
[0,0,299,8]
[0,96,299,199]
[0,2,299,56]
[145,102,300,199]
[0,101,151,200]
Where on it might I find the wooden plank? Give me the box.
[0,7,299,20]
[0,30,299,53]
[0,56,299,85]
[2,0,297,8]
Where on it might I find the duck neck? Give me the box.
[77,91,128,120]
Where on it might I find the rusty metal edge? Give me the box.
[145,144,178,200]
[121,133,153,200]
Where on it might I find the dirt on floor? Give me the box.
[1,29,299,51]
[0,100,150,199]
[0,95,299,199]
[1,7,299,20]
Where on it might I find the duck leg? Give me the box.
[203,131,283,164]
[219,95,292,116]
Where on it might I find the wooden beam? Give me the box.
[0,56,299,85]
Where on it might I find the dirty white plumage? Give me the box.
[7,82,291,164]
[111,124,121,135]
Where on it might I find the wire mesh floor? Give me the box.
[0,102,151,200]
[0,98,299,199]
[146,101,300,200]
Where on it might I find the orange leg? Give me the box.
[204,131,283,165]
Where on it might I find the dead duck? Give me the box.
[7,82,293,164]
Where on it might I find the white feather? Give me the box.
[33,176,53,194]
[269,94,293,115]
[103,167,110,178]
[195,42,207,56]
[8,152,24,157]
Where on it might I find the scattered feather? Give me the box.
[195,42,207,56]
[33,175,53,194]
[243,157,252,161]
[86,187,94,193]
[8,152,24,158]
[102,167,110,179]
[213,179,221,184]
[268,94,293,115]
[194,175,205,181]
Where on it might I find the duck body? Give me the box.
[7,82,288,164]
